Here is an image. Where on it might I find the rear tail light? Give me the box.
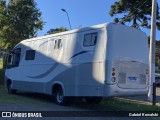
[112,73,115,76]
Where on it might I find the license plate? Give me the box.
[128,77,139,82]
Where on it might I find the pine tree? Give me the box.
[110,0,160,29]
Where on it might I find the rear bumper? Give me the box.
[104,84,148,97]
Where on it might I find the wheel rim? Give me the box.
[56,90,64,103]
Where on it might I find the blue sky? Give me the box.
[35,0,160,40]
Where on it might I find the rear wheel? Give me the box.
[85,97,102,104]
[55,87,71,105]
[7,82,17,94]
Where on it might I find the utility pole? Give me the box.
[148,0,157,105]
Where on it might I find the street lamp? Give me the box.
[61,9,72,30]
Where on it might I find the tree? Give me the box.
[0,0,9,49]
[0,0,44,50]
[47,27,68,35]
[109,0,160,29]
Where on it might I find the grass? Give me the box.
[101,98,160,111]
[0,58,3,69]
[71,97,160,111]
[0,58,3,85]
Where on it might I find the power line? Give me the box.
[130,0,147,11]
[129,0,148,16]
[118,0,150,27]
[122,0,146,16]
[125,0,148,27]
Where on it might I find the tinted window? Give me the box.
[54,39,62,49]
[25,50,35,60]
[83,33,98,47]
[57,39,62,49]
[54,40,57,49]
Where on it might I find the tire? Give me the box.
[7,82,17,94]
[85,97,102,104]
[55,87,71,105]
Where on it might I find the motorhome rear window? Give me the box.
[83,32,98,47]
[25,50,35,60]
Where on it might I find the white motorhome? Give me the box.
[4,23,149,105]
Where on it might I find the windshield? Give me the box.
[6,48,21,68]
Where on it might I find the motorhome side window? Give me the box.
[25,50,35,60]
[83,33,98,47]
[57,39,62,49]
[54,39,62,49]
[7,48,21,68]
